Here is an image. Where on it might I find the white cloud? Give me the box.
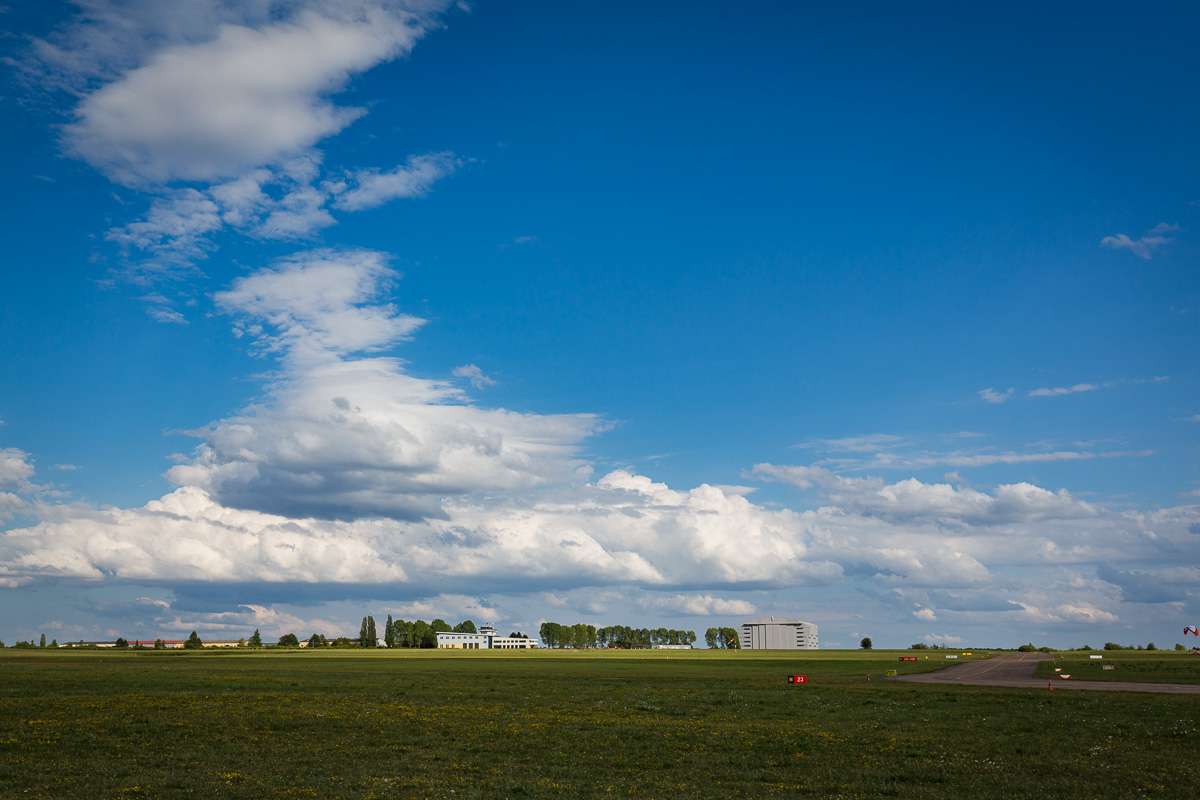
[107,189,222,257]
[1028,383,1098,397]
[978,387,1013,404]
[0,448,37,490]
[1010,601,1118,625]
[638,594,758,617]
[1148,222,1180,235]
[798,433,904,452]
[913,607,937,622]
[172,249,606,520]
[752,463,1098,526]
[331,152,461,211]
[921,633,962,644]
[0,470,838,593]
[63,6,441,185]
[32,3,461,314]
[1101,223,1178,260]
[453,364,497,389]
[213,248,425,360]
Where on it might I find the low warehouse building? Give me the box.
[436,624,539,650]
[739,616,818,650]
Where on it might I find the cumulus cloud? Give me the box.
[0,448,38,490]
[0,470,838,594]
[1096,565,1200,604]
[1010,601,1119,625]
[638,594,757,616]
[62,5,442,185]
[752,463,1098,526]
[30,2,461,302]
[167,249,604,520]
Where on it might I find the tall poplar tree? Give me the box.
[366,616,377,647]
[384,615,395,648]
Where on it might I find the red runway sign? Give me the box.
[900,656,918,661]
[787,675,807,684]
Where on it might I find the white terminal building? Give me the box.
[436,624,539,650]
[739,616,819,650]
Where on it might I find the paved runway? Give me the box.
[891,652,1200,695]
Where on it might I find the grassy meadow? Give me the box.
[2,648,1198,799]
[1038,649,1200,683]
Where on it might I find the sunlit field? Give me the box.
[2,649,1197,799]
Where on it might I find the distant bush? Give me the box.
[909,643,928,650]
[1017,643,1037,652]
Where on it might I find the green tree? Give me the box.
[384,615,395,648]
[454,620,477,634]
[331,636,352,648]
[278,633,300,647]
[393,619,414,648]
[249,629,263,647]
[411,620,432,648]
[154,639,166,650]
[39,633,46,648]
[49,639,59,648]
[366,616,377,647]
[1177,643,1187,651]
[716,627,740,649]
[909,642,929,650]
[184,631,204,649]
[359,616,368,647]
[114,637,129,649]
[428,619,451,648]
[860,637,873,650]
[307,633,327,648]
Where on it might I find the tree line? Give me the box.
[704,627,741,649]
[538,623,701,649]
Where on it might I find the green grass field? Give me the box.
[2,648,1197,799]
[1037,650,1200,683]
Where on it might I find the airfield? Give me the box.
[1,647,1197,798]
[895,651,1200,694]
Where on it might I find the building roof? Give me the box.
[743,616,809,625]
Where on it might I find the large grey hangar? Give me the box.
[739,616,819,650]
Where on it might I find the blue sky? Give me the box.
[1,0,1197,649]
